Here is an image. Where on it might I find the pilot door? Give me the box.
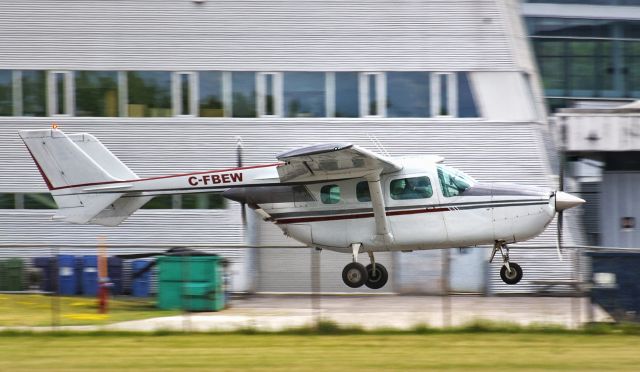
[385,173,448,249]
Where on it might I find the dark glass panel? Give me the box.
[457,73,479,118]
[386,72,430,117]
[284,72,325,117]
[334,72,359,117]
[231,72,256,117]
[198,71,224,117]
[127,71,172,117]
[22,71,46,117]
[0,71,12,116]
[23,193,57,209]
[75,71,119,117]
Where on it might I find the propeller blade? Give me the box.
[116,252,163,259]
[556,142,564,262]
[556,210,563,262]
[132,260,157,279]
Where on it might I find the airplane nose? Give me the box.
[555,191,585,211]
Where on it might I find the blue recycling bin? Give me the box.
[33,257,56,292]
[57,255,78,295]
[108,257,123,295]
[82,255,99,296]
[132,260,151,297]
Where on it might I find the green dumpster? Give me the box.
[157,256,225,311]
[0,258,24,291]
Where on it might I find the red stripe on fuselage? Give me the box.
[275,207,451,224]
[24,146,54,190]
[47,163,283,191]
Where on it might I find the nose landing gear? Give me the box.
[491,241,523,285]
[341,243,389,289]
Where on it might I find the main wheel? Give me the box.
[500,262,523,285]
[342,262,368,288]
[365,263,389,289]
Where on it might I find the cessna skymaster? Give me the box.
[19,128,585,289]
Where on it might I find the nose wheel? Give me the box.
[491,242,523,285]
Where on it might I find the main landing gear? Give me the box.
[342,243,389,289]
[490,241,523,285]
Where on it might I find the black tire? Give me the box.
[364,263,389,289]
[342,262,368,288]
[500,262,523,285]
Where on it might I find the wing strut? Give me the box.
[366,171,393,246]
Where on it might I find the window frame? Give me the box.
[173,71,197,117]
[431,72,457,118]
[47,71,73,116]
[256,72,282,117]
[360,72,386,117]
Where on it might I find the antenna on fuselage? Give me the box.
[367,134,391,157]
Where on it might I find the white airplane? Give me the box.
[19,128,585,289]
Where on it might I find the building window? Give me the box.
[22,70,46,117]
[361,73,384,117]
[231,72,256,117]
[387,72,430,118]
[141,193,225,209]
[284,72,325,117]
[457,73,479,118]
[75,71,119,117]
[257,72,281,117]
[625,41,640,96]
[0,193,57,209]
[334,72,359,117]
[0,70,12,116]
[198,71,225,117]
[320,184,341,204]
[180,194,225,209]
[356,181,371,202]
[175,72,195,116]
[127,71,172,117]
[390,177,432,200]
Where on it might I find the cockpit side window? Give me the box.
[320,184,341,204]
[437,165,473,197]
[356,181,371,202]
[390,176,433,200]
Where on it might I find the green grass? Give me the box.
[0,332,639,371]
[0,294,180,326]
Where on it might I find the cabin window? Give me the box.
[390,177,432,200]
[320,184,341,204]
[356,181,371,202]
[437,165,473,197]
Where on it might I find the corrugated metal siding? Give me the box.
[257,248,394,293]
[0,0,516,71]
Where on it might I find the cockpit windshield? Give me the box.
[437,165,476,197]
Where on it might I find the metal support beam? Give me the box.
[366,172,393,246]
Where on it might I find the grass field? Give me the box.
[0,332,639,371]
[0,294,179,326]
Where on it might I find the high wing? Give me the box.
[276,143,402,183]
